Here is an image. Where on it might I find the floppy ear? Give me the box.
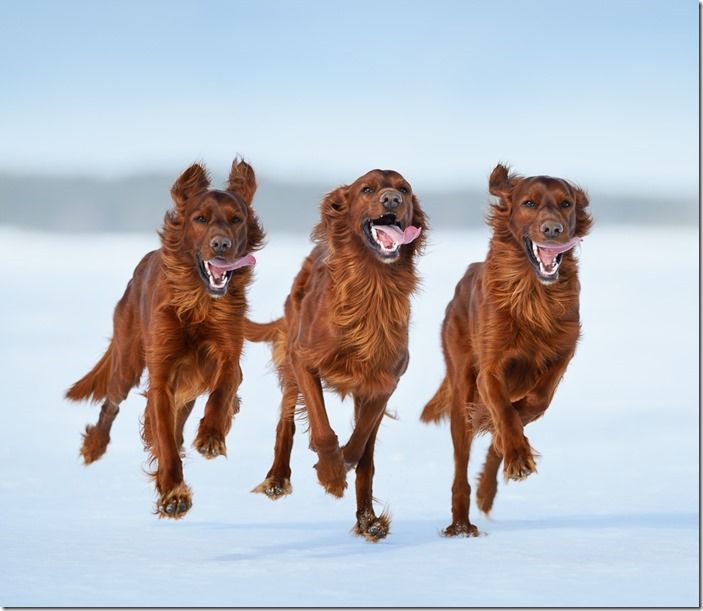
[320,185,350,225]
[409,194,429,253]
[488,163,519,199]
[571,184,593,237]
[171,163,210,211]
[311,185,350,243]
[227,158,257,206]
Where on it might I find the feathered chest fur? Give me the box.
[316,253,417,397]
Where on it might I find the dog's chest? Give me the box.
[319,320,409,397]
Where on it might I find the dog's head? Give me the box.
[164,158,264,297]
[315,169,427,263]
[489,163,592,285]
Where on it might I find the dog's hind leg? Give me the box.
[475,441,502,515]
[78,299,145,464]
[342,394,388,468]
[80,344,143,465]
[176,400,195,457]
[444,376,481,537]
[80,400,120,464]
[251,383,297,499]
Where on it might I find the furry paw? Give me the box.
[353,510,391,542]
[251,476,292,500]
[194,430,227,460]
[157,483,192,519]
[502,446,538,482]
[442,521,481,537]
[314,450,347,498]
[80,425,110,464]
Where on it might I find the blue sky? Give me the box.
[1,0,698,193]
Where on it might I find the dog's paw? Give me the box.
[442,521,481,537]
[353,510,390,542]
[194,430,227,460]
[157,483,192,519]
[314,451,347,498]
[80,425,110,464]
[251,476,292,500]
[502,445,538,482]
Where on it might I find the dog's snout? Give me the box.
[540,220,563,239]
[210,235,232,253]
[380,189,402,211]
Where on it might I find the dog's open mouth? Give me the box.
[524,236,581,283]
[196,254,256,296]
[363,214,422,261]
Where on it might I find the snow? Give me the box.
[0,225,698,606]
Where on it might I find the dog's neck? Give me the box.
[484,235,580,332]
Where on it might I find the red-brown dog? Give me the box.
[245,169,427,540]
[66,159,264,518]
[421,164,592,536]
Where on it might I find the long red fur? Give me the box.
[66,158,264,518]
[421,163,592,536]
[246,169,427,541]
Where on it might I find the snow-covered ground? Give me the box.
[0,225,698,606]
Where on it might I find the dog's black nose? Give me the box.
[210,235,232,253]
[380,190,402,210]
[540,221,563,239]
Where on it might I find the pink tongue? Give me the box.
[374,224,422,247]
[535,237,581,268]
[535,236,582,255]
[208,254,256,275]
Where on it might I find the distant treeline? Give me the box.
[0,172,697,233]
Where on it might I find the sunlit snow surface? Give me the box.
[0,226,698,606]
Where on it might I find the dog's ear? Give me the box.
[488,163,518,199]
[171,163,210,211]
[571,184,593,237]
[311,185,350,243]
[411,194,428,231]
[227,158,257,206]
[409,194,429,253]
[321,185,350,224]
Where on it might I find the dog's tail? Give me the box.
[65,342,114,403]
[420,376,452,423]
[243,317,285,343]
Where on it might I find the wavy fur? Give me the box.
[66,158,264,519]
[421,163,592,536]
[247,169,427,540]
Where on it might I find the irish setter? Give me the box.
[421,164,592,536]
[244,169,427,540]
[66,159,264,518]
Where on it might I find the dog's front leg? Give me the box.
[148,383,192,518]
[290,354,346,497]
[477,368,537,481]
[516,352,574,425]
[194,361,242,459]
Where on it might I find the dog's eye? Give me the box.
[560,200,572,208]
[399,186,408,194]
[362,186,374,194]
[193,215,208,223]
[231,216,242,224]
[522,200,536,208]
